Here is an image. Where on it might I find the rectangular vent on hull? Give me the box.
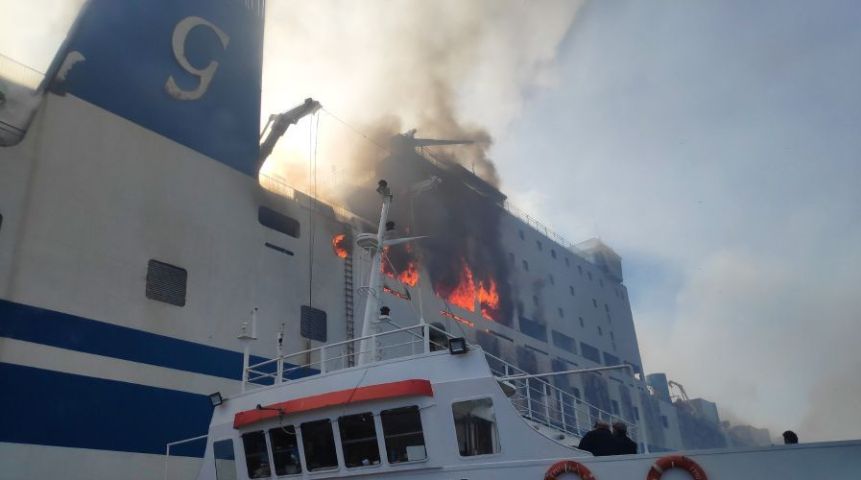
[301,306,327,342]
[146,260,187,307]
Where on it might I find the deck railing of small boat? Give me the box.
[243,322,642,446]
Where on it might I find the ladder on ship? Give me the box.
[344,251,355,366]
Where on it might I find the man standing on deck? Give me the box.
[612,421,638,455]
[578,421,615,456]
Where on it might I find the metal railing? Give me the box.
[163,434,207,480]
[242,323,639,444]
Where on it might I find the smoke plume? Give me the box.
[260,1,581,325]
[260,0,582,191]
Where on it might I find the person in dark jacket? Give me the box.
[578,421,615,456]
[612,421,638,455]
[783,430,799,444]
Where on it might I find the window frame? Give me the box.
[300,417,341,472]
[268,424,304,477]
[379,405,429,466]
[450,396,502,459]
[337,411,382,469]
[240,430,275,479]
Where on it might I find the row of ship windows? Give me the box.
[216,399,500,479]
[509,249,626,301]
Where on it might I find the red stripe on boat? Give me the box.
[233,379,433,429]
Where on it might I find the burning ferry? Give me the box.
[2,0,859,479]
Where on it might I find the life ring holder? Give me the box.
[646,455,708,480]
[544,460,597,480]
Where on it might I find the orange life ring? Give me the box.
[646,455,708,480]
[544,460,596,480]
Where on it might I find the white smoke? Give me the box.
[260,0,583,191]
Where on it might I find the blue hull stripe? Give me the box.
[0,298,283,380]
[0,363,210,456]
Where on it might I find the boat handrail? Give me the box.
[242,322,642,445]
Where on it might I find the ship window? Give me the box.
[592,298,598,308]
[551,249,557,259]
[611,400,620,415]
[145,259,187,307]
[213,439,237,480]
[269,426,302,476]
[338,412,380,468]
[508,252,515,264]
[604,352,619,366]
[661,415,669,428]
[587,271,593,281]
[241,431,271,479]
[259,206,300,238]
[536,240,543,251]
[581,342,601,363]
[522,260,529,272]
[452,398,499,456]
[604,303,610,312]
[578,265,583,275]
[549,274,555,285]
[569,285,575,296]
[518,229,525,240]
[558,307,564,318]
[598,326,603,336]
[552,330,577,354]
[301,419,338,471]
[519,317,547,342]
[300,306,327,342]
[565,257,570,267]
[381,406,427,464]
[579,316,585,328]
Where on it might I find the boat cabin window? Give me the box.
[269,426,302,476]
[381,406,427,463]
[338,412,381,467]
[452,398,500,456]
[241,431,271,479]
[213,439,237,480]
[301,419,338,471]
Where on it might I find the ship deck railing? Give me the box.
[243,322,641,444]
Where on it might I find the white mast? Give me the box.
[356,180,393,365]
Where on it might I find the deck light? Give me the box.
[448,337,468,355]
[209,392,223,407]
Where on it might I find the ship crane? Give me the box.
[256,97,322,171]
[668,379,690,402]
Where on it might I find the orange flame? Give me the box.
[477,278,500,321]
[440,259,476,312]
[434,259,501,321]
[381,246,420,287]
[332,234,349,259]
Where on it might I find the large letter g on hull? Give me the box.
[165,16,230,101]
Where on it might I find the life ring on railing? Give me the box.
[544,460,596,480]
[646,455,708,480]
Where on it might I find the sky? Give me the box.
[2,0,859,443]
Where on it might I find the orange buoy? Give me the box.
[544,460,597,480]
[646,455,708,480]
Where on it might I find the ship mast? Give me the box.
[356,180,424,365]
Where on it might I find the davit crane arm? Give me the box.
[257,97,321,172]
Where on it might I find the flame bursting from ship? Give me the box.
[435,258,500,321]
[332,234,349,259]
[381,246,419,287]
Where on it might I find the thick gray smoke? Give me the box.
[260,1,582,326]
[261,0,583,191]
